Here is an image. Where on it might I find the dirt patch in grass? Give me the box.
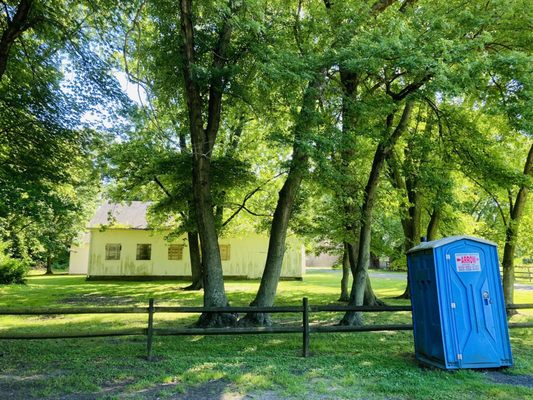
[119,379,284,400]
[485,370,533,388]
[0,373,61,400]
[33,378,286,400]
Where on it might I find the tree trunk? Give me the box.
[179,0,235,326]
[502,142,533,311]
[340,101,414,326]
[346,241,384,306]
[339,242,350,302]
[396,190,421,300]
[182,231,203,291]
[426,208,441,241]
[388,138,423,300]
[364,273,386,306]
[45,256,53,275]
[502,226,517,316]
[239,78,321,326]
[0,0,34,81]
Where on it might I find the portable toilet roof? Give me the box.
[407,235,496,254]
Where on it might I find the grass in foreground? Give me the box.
[0,272,532,399]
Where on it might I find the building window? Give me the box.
[136,244,151,260]
[220,244,231,261]
[168,244,184,260]
[105,244,121,260]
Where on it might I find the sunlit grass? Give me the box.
[0,272,531,399]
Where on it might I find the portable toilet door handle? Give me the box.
[483,290,492,305]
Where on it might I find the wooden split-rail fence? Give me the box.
[0,299,532,360]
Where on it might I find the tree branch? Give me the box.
[0,0,35,80]
[387,74,432,101]
[221,172,285,227]
[153,175,172,198]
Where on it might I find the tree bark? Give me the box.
[239,78,322,326]
[182,231,203,291]
[364,273,386,306]
[0,0,34,81]
[340,101,414,326]
[395,178,421,299]
[426,208,441,241]
[179,0,235,326]
[502,142,533,310]
[45,256,53,275]
[339,242,350,302]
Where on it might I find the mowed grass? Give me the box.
[0,272,532,399]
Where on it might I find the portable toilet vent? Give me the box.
[407,235,513,369]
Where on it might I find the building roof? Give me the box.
[88,201,152,229]
[407,235,497,254]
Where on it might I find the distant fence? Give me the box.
[0,299,532,360]
[514,265,533,282]
[499,265,533,282]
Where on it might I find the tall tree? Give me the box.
[240,75,323,326]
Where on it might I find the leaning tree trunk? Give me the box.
[336,69,384,306]
[239,79,321,326]
[340,101,414,326]
[179,0,235,326]
[182,231,203,291]
[345,241,385,306]
[502,142,533,312]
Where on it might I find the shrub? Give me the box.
[388,257,407,271]
[0,257,29,284]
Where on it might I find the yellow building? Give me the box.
[69,202,305,279]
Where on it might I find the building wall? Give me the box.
[68,232,90,274]
[306,253,339,268]
[86,229,304,278]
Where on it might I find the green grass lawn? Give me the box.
[0,272,532,399]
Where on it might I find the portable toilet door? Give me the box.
[437,237,513,368]
[408,236,513,369]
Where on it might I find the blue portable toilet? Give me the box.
[407,235,513,369]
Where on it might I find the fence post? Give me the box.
[147,298,154,361]
[302,297,309,357]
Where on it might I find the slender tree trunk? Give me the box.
[388,125,427,299]
[396,189,421,299]
[339,242,350,302]
[239,78,321,326]
[45,256,53,275]
[340,101,414,326]
[182,231,203,291]
[502,142,533,311]
[426,208,441,241]
[337,69,385,306]
[346,241,384,306]
[502,226,517,315]
[179,0,235,326]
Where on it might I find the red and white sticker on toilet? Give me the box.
[455,253,481,272]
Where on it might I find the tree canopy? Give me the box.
[1,0,531,325]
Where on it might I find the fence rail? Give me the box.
[500,265,533,282]
[1,300,532,360]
